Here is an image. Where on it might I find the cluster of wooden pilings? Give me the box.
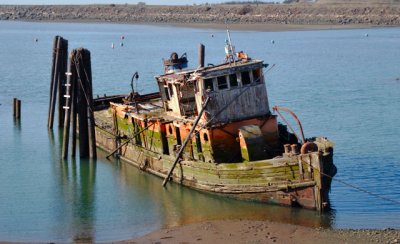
[61,48,97,159]
[48,36,96,159]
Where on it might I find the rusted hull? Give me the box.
[94,116,335,211]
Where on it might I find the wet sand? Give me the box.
[129,220,400,244]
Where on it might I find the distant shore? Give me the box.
[128,219,400,244]
[1,3,400,31]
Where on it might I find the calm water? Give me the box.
[0,21,399,242]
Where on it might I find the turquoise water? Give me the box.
[0,21,399,242]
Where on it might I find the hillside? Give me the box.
[0,3,399,27]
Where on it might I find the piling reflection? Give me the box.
[73,159,96,242]
[13,117,21,130]
[56,158,96,242]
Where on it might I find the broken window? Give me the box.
[229,74,238,88]
[164,87,170,100]
[203,133,209,142]
[217,76,228,90]
[204,78,214,91]
[168,83,174,97]
[253,69,262,83]
[241,71,251,86]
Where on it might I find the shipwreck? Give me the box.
[92,41,337,211]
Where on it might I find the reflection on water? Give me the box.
[48,137,334,242]
[46,128,333,242]
[114,152,334,229]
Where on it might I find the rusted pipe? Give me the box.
[284,144,291,154]
[272,106,306,144]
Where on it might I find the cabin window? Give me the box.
[241,71,251,86]
[217,76,228,90]
[168,84,174,97]
[168,125,173,135]
[203,133,209,142]
[164,87,170,100]
[204,78,214,91]
[195,131,202,153]
[175,127,182,145]
[229,74,238,88]
[253,69,262,83]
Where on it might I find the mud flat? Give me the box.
[0,3,400,31]
[129,220,400,244]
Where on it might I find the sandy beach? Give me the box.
[129,220,399,244]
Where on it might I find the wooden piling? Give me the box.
[70,58,78,157]
[58,38,69,128]
[15,99,21,119]
[13,98,17,117]
[84,49,97,159]
[76,49,89,158]
[48,36,59,127]
[48,36,69,129]
[62,50,76,159]
[48,36,61,129]
[198,43,205,68]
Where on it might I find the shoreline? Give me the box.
[156,22,393,32]
[5,19,400,32]
[128,219,400,244]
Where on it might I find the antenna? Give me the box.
[225,26,236,64]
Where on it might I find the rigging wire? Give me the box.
[312,164,400,206]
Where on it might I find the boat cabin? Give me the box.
[153,52,280,163]
[156,58,270,124]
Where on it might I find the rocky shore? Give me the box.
[0,3,400,27]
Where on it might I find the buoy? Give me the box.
[120,42,124,47]
[121,35,125,40]
[271,40,275,44]
[211,34,214,37]
[34,38,38,42]
[111,43,115,49]
[365,33,369,37]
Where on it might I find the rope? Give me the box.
[313,165,400,206]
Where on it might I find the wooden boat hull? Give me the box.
[94,110,336,210]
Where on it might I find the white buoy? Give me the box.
[111,43,115,49]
